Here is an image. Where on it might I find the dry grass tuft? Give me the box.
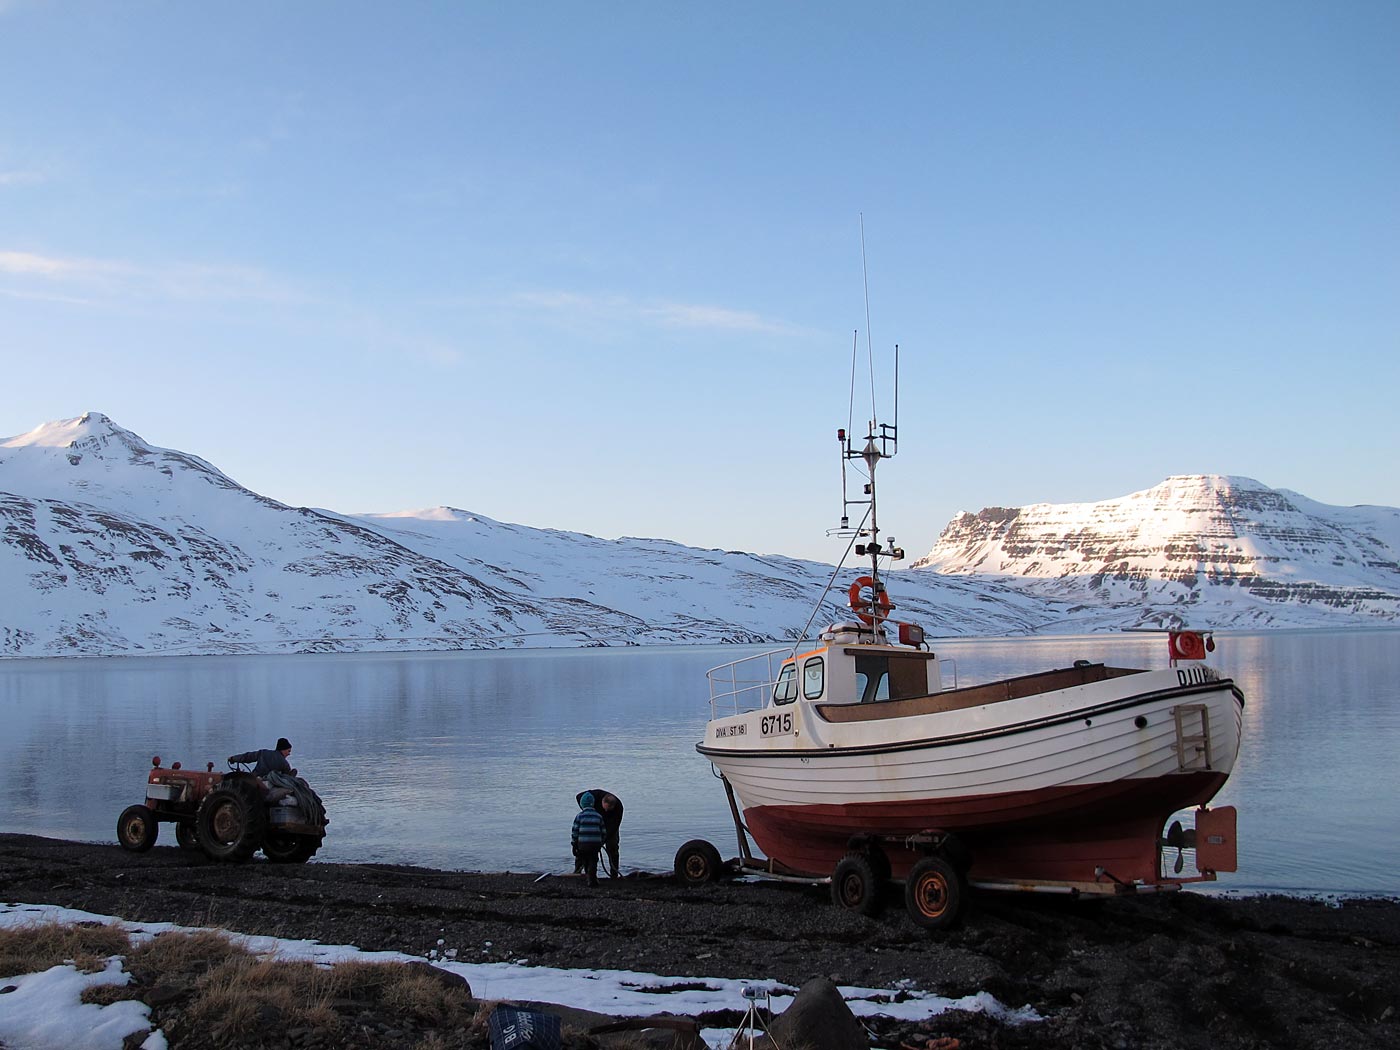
[125,928,251,982]
[377,965,473,1026]
[6,924,481,1048]
[184,955,310,1034]
[0,920,132,977]
[79,983,144,1007]
[179,954,477,1039]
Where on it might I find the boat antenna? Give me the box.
[845,329,856,509]
[829,219,903,632]
[860,213,877,424]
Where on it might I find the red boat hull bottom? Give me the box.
[742,770,1229,884]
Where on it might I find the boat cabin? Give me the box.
[770,622,943,708]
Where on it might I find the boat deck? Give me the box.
[815,662,1148,723]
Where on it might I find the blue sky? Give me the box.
[2,2,1396,563]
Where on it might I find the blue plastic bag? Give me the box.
[489,1006,562,1050]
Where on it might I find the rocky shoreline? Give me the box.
[1,834,1397,1049]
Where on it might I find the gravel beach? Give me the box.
[0,834,1396,1049]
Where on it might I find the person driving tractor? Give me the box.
[229,737,295,777]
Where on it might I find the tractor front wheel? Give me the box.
[197,783,267,862]
[117,805,158,852]
[175,822,201,851]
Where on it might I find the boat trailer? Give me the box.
[673,773,1238,931]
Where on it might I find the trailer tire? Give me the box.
[197,782,266,862]
[674,839,723,886]
[175,822,201,851]
[117,805,158,853]
[831,853,885,916]
[905,855,964,931]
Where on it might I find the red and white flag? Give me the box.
[1168,630,1207,661]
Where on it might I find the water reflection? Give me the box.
[1,631,1396,894]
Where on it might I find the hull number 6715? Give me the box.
[761,712,794,737]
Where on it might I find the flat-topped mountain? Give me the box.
[913,474,1400,628]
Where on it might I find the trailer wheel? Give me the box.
[904,855,964,930]
[263,833,320,864]
[831,853,885,916]
[674,839,723,885]
[197,782,267,862]
[175,822,201,851]
[117,805,158,852]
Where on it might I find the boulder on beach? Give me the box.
[764,977,870,1050]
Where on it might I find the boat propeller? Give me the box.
[1162,819,1198,875]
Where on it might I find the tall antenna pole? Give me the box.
[860,214,876,424]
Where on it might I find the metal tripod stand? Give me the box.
[727,985,780,1050]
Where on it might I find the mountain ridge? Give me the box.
[913,474,1400,626]
[2,414,1396,657]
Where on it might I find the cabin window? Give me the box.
[854,655,889,703]
[773,664,798,705]
[802,657,825,700]
[854,654,929,703]
[888,657,929,700]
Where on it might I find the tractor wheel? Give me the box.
[175,822,201,851]
[831,852,885,916]
[673,839,724,886]
[117,805,158,852]
[197,782,267,862]
[904,855,965,931]
[262,833,320,864]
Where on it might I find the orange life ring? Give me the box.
[848,576,893,625]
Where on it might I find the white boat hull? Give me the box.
[699,665,1244,882]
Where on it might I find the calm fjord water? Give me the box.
[1,631,1396,895]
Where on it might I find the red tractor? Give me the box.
[116,755,328,863]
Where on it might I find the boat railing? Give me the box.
[706,647,791,718]
[941,656,958,690]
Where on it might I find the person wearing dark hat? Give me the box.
[229,738,295,778]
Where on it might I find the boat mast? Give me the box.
[833,342,905,630]
[837,413,900,600]
[828,218,906,632]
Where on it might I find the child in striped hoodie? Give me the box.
[571,792,607,887]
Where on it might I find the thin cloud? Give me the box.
[0,170,43,187]
[0,285,100,306]
[514,290,804,337]
[0,248,307,306]
[0,250,130,279]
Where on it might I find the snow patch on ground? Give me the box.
[0,902,1038,1049]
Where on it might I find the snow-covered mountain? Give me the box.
[913,475,1400,629]
[0,413,1055,657]
[3,416,1396,658]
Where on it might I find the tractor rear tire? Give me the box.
[117,805,158,852]
[262,833,320,864]
[175,822,200,851]
[197,782,267,862]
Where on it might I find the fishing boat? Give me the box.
[679,401,1243,928]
